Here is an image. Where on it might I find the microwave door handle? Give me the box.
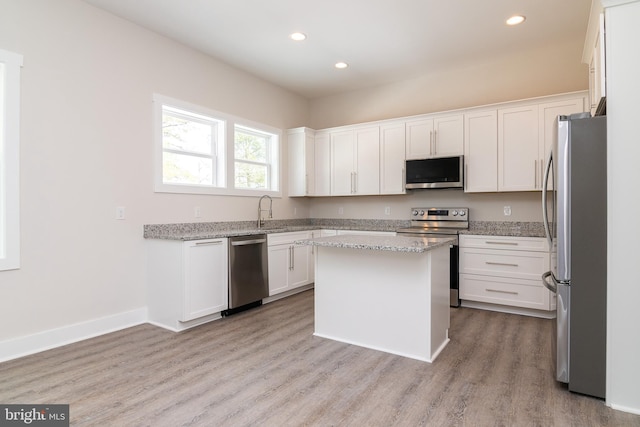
[542,151,553,248]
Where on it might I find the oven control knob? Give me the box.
[452,210,458,216]
[412,210,419,216]
[419,210,425,216]
[459,211,466,216]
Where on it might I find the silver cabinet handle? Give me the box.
[433,129,437,155]
[540,159,544,190]
[429,130,433,156]
[353,172,357,193]
[485,241,518,246]
[534,159,538,189]
[486,261,519,267]
[231,238,266,246]
[291,245,295,270]
[195,240,224,246]
[486,288,519,295]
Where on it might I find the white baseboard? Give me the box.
[460,300,556,319]
[608,402,640,416]
[0,307,148,363]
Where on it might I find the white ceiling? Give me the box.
[83,0,592,99]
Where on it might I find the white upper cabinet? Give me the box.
[380,122,406,194]
[330,130,355,196]
[287,91,588,197]
[288,127,314,197]
[588,13,606,116]
[538,98,586,188]
[314,131,331,196]
[498,105,540,192]
[464,110,498,193]
[330,126,380,196]
[497,96,586,192]
[405,114,464,159]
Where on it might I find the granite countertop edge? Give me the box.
[143,220,545,241]
[295,235,457,254]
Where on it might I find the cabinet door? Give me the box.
[498,105,539,191]
[464,110,497,192]
[288,128,314,197]
[330,130,355,195]
[405,118,433,159]
[590,13,606,115]
[182,239,228,321]
[289,244,311,289]
[538,98,585,188]
[267,244,290,296]
[433,114,464,157]
[380,122,406,194]
[314,131,331,196]
[355,126,380,195]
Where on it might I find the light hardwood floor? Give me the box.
[1,290,639,426]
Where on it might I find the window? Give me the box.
[161,106,225,188]
[154,94,280,196]
[0,49,22,271]
[234,125,276,190]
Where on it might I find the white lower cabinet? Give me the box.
[459,235,553,315]
[147,238,229,331]
[268,231,313,296]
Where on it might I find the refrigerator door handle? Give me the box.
[542,151,553,248]
[542,271,556,293]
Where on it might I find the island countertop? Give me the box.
[296,234,456,253]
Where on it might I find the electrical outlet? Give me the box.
[194,206,201,218]
[384,206,391,215]
[338,207,344,215]
[115,206,125,220]
[504,206,512,216]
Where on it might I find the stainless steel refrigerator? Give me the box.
[542,112,607,399]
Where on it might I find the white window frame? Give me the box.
[153,94,281,197]
[233,124,278,192]
[0,49,22,271]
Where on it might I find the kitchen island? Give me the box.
[298,234,454,363]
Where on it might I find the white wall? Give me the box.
[604,0,640,414]
[0,0,309,347]
[309,192,542,222]
[308,38,588,129]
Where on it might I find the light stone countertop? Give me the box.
[143,219,545,241]
[296,235,456,254]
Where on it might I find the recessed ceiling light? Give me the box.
[506,15,526,26]
[335,62,348,69]
[290,32,306,41]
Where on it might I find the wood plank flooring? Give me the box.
[1,290,639,426]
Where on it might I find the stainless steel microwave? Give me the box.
[405,155,464,189]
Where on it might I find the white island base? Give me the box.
[313,240,451,363]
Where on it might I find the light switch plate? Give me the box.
[503,206,512,216]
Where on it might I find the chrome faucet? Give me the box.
[257,195,273,228]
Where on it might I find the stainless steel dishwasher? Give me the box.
[225,234,269,315]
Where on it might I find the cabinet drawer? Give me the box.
[459,235,549,252]
[460,274,550,310]
[267,231,312,246]
[460,248,547,280]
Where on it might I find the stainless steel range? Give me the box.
[396,208,469,307]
